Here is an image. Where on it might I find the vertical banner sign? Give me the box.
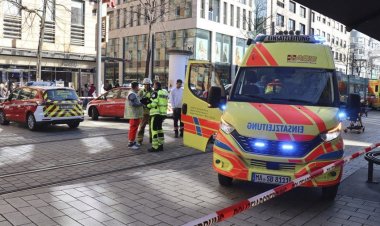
[101,16,109,44]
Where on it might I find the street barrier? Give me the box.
[183,143,380,226]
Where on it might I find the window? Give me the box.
[317,15,321,21]
[201,0,205,18]
[30,90,38,99]
[19,88,32,100]
[137,5,141,26]
[327,34,330,41]
[116,9,120,28]
[223,2,227,24]
[124,8,127,27]
[243,9,246,30]
[120,89,129,99]
[289,1,296,13]
[3,0,21,16]
[248,11,252,31]
[311,12,315,22]
[45,89,78,101]
[288,19,295,31]
[105,89,118,99]
[300,6,306,18]
[236,7,240,28]
[322,18,326,24]
[277,0,284,8]
[108,12,114,30]
[9,89,20,101]
[188,63,226,101]
[71,0,84,26]
[230,5,234,26]
[322,31,325,37]
[71,0,85,46]
[209,0,220,22]
[340,25,343,32]
[276,14,284,27]
[311,28,314,35]
[299,23,305,34]
[130,6,134,27]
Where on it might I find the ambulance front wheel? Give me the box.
[218,173,233,187]
[322,183,339,200]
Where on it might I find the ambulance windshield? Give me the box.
[231,67,336,107]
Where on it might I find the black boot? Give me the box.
[158,144,164,151]
[147,147,159,152]
[174,130,179,138]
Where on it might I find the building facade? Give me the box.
[0,0,97,90]
[106,0,254,87]
[349,30,380,79]
[260,0,351,74]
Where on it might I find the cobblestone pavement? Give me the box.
[0,113,378,226]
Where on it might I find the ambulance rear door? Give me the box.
[182,61,226,152]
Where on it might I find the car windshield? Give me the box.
[231,67,336,106]
[45,89,78,101]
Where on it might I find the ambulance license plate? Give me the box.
[60,105,73,110]
[253,173,290,184]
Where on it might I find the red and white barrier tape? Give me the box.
[184,143,380,226]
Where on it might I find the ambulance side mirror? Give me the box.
[208,86,221,108]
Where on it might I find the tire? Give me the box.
[322,184,339,200]
[0,111,10,125]
[91,107,99,120]
[68,122,80,129]
[218,173,233,187]
[27,113,38,131]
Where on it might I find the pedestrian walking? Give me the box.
[169,79,184,138]
[147,82,168,152]
[137,78,153,145]
[124,82,144,150]
[88,84,96,97]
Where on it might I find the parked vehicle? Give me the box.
[87,87,130,120]
[0,86,84,130]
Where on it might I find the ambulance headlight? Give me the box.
[320,123,342,142]
[220,119,235,134]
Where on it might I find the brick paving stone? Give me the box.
[5,197,30,208]
[52,216,82,226]
[37,206,65,218]
[68,200,94,212]
[49,201,72,210]
[131,213,160,225]
[154,213,184,225]
[77,218,104,226]
[27,213,57,225]
[106,211,136,224]
[27,199,49,208]
[84,209,113,222]
[59,208,89,221]
[17,206,41,217]
[0,204,16,214]
[3,211,32,225]
[102,219,126,226]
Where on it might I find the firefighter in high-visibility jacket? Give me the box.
[147,82,168,152]
[265,79,282,94]
[137,78,153,145]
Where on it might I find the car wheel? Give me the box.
[27,113,38,131]
[322,184,339,200]
[0,111,10,125]
[91,107,99,120]
[68,122,80,129]
[218,173,233,187]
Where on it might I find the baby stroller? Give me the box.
[344,94,365,133]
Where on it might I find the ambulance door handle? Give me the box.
[182,104,187,115]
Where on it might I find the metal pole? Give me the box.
[37,0,48,81]
[96,1,103,96]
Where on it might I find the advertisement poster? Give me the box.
[215,41,222,62]
[234,45,244,65]
[222,43,230,63]
[196,38,209,60]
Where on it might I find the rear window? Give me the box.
[45,89,78,101]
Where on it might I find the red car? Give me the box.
[0,86,84,130]
[87,87,130,120]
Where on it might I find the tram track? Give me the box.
[0,148,209,196]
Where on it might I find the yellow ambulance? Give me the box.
[182,34,344,199]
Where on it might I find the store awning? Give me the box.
[295,0,380,40]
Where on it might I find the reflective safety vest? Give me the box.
[148,89,168,116]
[138,87,153,114]
[265,79,282,94]
[124,92,143,119]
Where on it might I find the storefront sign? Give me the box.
[62,61,78,68]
